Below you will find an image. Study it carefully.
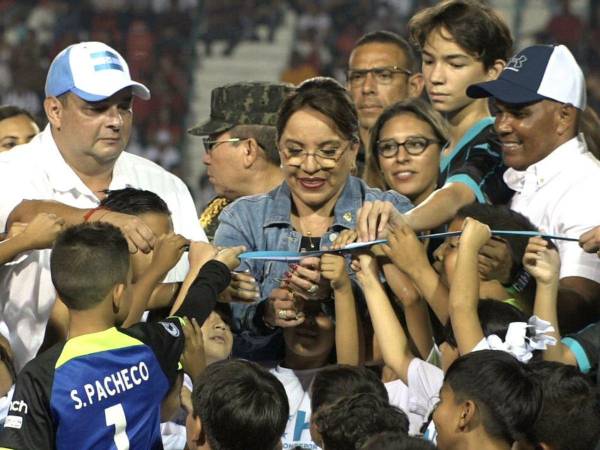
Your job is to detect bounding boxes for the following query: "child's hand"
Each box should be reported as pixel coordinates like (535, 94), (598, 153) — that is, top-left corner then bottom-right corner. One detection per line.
(331, 229), (358, 250)
(188, 241), (218, 268)
(460, 217), (491, 252)
(19, 213), (65, 250)
(352, 253), (380, 286)
(152, 233), (190, 275)
(321, 253), (350, 290)
(523, 237), (560, 285)
(220, 271), (260, 303)
(380, 222), (428, 277)
(181, 317), (206, 381)
(214, 245), (245, 270)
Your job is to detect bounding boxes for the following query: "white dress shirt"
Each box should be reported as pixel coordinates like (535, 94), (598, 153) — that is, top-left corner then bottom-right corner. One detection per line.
(0, 126), (206, 370)
(504, 134), (600, 283)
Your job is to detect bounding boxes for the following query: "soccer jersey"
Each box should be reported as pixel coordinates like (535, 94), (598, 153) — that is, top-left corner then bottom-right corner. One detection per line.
(0, 320), (186, 450)
(563, 321), (600, 386)
(439, 117), (513, 205)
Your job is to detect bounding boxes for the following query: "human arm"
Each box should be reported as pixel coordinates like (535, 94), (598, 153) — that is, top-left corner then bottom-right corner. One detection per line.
(0, 213), (65, 264)
(6, 200), (156, 253)
(354, 253), (414, 384)
(524, 237), (574, 364)
(122, 233), (189, 327)
(321, 253), (361, 365)
(404, 182), (476, 232)
(580, 225), (600, 256)
(448, 217), (490, 355)
(381, 222), (450, 323)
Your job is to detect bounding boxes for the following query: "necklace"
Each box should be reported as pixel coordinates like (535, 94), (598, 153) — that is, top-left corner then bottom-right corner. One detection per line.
(306, 231), (316, 250)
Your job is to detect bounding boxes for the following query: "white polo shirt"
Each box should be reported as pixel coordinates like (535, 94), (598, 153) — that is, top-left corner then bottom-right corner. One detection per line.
(0, 126), (206, 370)
(504, 135), (600, 283)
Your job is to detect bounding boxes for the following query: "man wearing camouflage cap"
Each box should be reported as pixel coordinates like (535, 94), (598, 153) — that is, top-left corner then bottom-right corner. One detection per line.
(190, 81), (294, 240)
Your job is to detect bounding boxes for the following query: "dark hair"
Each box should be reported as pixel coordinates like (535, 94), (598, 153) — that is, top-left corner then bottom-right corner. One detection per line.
(409, 0), (513, 69)
(0, 105), (37, 124)
(191, 359), (289, 450)
(228, 124), (280, 165)
(443, 299), (528, 348)
(277, 77), (359, 143)
(364, 97), (449, 190)
(353, 30), (419, 73)
(455, 203), (538, 286)
(360, 433), (437, 450)
(99, 187), (171, 216)
(315, 393), (409, 450)
(311, 364), (389, 414)
(51, 223), (129, 310)
(527, 361), (600, 450)
(444, 350), (542, 444)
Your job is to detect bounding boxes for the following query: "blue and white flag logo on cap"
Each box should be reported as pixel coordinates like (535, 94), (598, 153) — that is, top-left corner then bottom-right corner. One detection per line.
(90, 50), (124, 72)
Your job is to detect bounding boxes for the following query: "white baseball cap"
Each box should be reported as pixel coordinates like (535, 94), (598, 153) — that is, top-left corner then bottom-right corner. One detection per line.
(467, 44), (586, 110)
(45, 41), (150, 101)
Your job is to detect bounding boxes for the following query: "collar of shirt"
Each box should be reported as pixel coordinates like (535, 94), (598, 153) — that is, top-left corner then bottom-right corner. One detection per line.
(503, 134), (586, 194)
(263, 176), (365, 230)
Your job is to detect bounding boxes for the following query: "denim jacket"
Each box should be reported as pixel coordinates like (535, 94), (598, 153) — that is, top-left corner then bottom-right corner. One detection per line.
(214, 176), (413, 359)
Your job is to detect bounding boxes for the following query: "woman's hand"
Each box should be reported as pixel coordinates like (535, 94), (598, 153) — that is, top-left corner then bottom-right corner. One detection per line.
(263, 288), (305, 328)
(220, 271), (260, 303)
(331, 229), (358, 250)
(580, 225), (600, 256)
(285, 256), (331, 300)
(357, 200), (404, 242)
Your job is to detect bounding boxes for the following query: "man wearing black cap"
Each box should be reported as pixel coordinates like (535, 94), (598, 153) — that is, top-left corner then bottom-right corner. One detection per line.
(190, 81), (294, 240)
(467, 44), (600, 331)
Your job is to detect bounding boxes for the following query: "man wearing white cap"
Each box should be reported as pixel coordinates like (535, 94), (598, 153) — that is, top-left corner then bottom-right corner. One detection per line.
(0, 42), (206, 370)
(467, 44), (600, 332)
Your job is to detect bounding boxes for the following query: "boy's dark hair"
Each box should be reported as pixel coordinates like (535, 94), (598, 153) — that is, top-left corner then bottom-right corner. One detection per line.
(443, 299), (528, 348)
(277, 76), (359, 143)
(455, 203), (538, 284)
(311, 364), (389, 414)
(409, 0), (513, 69)
(50, 223), (129, 310)
(353, 30), (419, 73)
(191, 359), (288, 450)
(360, 433), (437, 450)
(99, 187), (171, 216)
(527, 361), (600, 450)
(315, 393), (409, 450)
(444, 350), (542, 445)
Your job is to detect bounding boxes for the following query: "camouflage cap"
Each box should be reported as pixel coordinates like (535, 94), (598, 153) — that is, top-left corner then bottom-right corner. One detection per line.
(188, 81), (295, 136)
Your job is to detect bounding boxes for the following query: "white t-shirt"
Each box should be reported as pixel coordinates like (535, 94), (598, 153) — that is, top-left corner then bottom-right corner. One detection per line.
(504, 135), (600, 283)
(0, 126), (206, 370)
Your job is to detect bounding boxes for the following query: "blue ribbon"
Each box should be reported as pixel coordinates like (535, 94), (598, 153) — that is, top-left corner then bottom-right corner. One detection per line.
(239, 230), (579, 261)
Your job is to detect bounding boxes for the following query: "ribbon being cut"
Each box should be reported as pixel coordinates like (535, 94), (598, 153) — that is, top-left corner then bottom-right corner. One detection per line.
(239, 230), (579, 261)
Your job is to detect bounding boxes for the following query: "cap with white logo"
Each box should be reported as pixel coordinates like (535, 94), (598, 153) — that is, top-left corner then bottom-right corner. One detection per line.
(467, 44), (586, 110)
(45, 41), (151, 102)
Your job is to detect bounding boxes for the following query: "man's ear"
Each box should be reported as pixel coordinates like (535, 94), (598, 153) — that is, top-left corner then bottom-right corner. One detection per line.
(556, 104), (578, 136)
(408, 72), (425, 98)
(242, 138), (260, 168)
(44, 96), (64, 130)
(486, 59), (506, 81)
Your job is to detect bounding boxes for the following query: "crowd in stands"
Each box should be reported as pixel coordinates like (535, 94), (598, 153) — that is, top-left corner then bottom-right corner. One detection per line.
(2, 1), (600, 450)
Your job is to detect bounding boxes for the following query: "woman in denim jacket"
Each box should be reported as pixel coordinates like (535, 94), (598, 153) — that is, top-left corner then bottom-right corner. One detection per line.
(214, 77), (413, 360)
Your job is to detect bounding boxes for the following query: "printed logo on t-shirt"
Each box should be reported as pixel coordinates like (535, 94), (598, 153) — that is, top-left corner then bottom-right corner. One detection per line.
(4, 415), (23, 429)
(159, 321), (180, 337)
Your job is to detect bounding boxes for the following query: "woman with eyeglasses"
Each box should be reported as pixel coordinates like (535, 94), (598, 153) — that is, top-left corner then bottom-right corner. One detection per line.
(213, 77), (412, 362)
(364, 98), (449, 206)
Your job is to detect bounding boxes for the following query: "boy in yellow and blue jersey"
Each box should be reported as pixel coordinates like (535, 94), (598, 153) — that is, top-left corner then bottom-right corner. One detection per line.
(0, 222), (243, 450)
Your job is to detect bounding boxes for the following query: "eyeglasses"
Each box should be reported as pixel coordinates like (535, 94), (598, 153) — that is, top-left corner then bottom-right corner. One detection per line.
(202, 137), (242, 152)
(347, 66), (412, 86)
(376, 137), (440, 158)
(280, 141), (353, 169)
